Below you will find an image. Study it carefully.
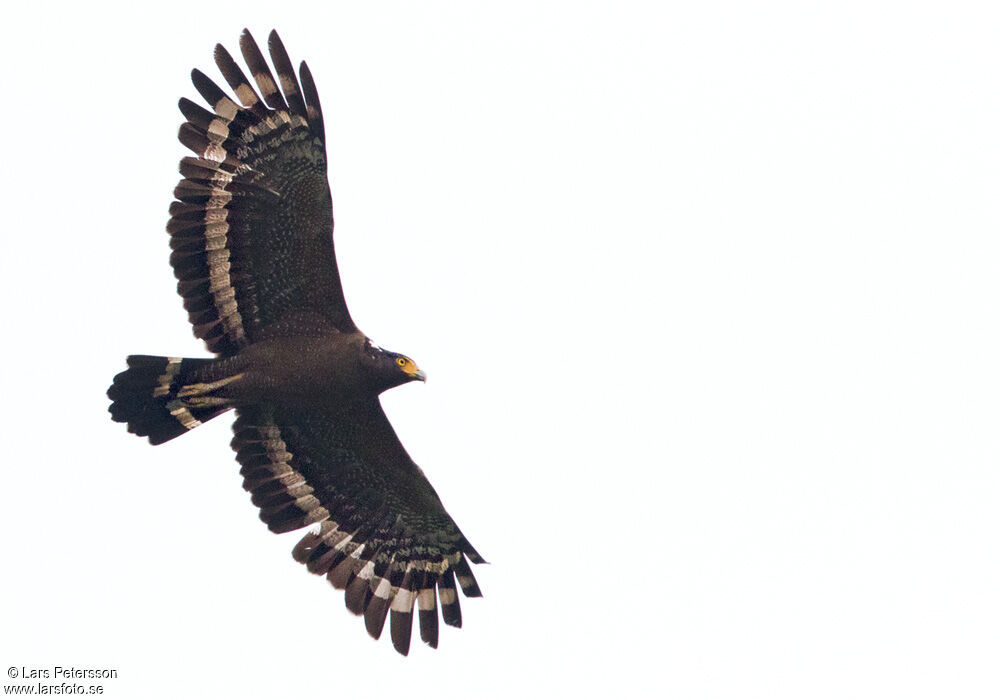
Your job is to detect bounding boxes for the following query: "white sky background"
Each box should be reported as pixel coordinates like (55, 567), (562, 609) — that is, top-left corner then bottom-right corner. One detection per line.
(2, 1), (999, 697)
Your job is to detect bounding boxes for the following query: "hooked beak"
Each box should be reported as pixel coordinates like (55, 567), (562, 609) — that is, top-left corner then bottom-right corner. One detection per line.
(413, 369), (427, 382)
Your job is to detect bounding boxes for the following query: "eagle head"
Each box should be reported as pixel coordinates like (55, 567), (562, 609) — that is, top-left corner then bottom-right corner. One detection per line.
(362, 338), (426, 392)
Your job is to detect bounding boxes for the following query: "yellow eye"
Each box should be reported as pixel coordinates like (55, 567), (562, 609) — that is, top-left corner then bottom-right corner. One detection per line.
(396, 357), (407, 367)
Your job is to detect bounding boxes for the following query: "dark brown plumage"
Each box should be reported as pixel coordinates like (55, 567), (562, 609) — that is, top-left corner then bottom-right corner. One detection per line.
(107, 29), (484, 655)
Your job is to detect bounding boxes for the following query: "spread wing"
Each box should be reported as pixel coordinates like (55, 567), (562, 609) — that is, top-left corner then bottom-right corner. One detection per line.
(231, 401), (485, 655)
(169, 29), (357, 356)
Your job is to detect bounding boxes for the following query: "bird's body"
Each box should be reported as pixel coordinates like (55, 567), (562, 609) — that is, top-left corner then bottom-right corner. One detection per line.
(107, 29), (483, 656)
(196, 329), (386, 406)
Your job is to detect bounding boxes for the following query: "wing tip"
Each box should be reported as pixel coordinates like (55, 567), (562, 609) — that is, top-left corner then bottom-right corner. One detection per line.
(390, 609), (414, 656)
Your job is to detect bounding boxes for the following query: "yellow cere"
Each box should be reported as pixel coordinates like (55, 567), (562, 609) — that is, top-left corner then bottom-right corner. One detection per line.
(396, 357), (419, 375)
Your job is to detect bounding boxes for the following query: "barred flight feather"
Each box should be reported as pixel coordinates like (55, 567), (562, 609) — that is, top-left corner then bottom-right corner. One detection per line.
(240, 31), (287, 111)
(365, 586), (392, 639)
(390, 568), (417, 655)
(212, 45), (263, 115)
(438, 568), (463, 628)
(298, 61), (325, 143)
(266, 31), (308, 120)
(416, 571), (440, 648)
(192, 67), (256, 121)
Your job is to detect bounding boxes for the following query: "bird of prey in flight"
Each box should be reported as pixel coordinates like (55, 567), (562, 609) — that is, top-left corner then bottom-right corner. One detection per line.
(108, 29), (484, 655)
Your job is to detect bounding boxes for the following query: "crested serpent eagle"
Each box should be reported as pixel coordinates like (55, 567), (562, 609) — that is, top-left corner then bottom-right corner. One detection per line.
(107, 29), (484, 655)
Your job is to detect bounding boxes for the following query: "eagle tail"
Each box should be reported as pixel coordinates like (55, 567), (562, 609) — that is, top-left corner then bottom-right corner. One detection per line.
(108, 355), (233, 445)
